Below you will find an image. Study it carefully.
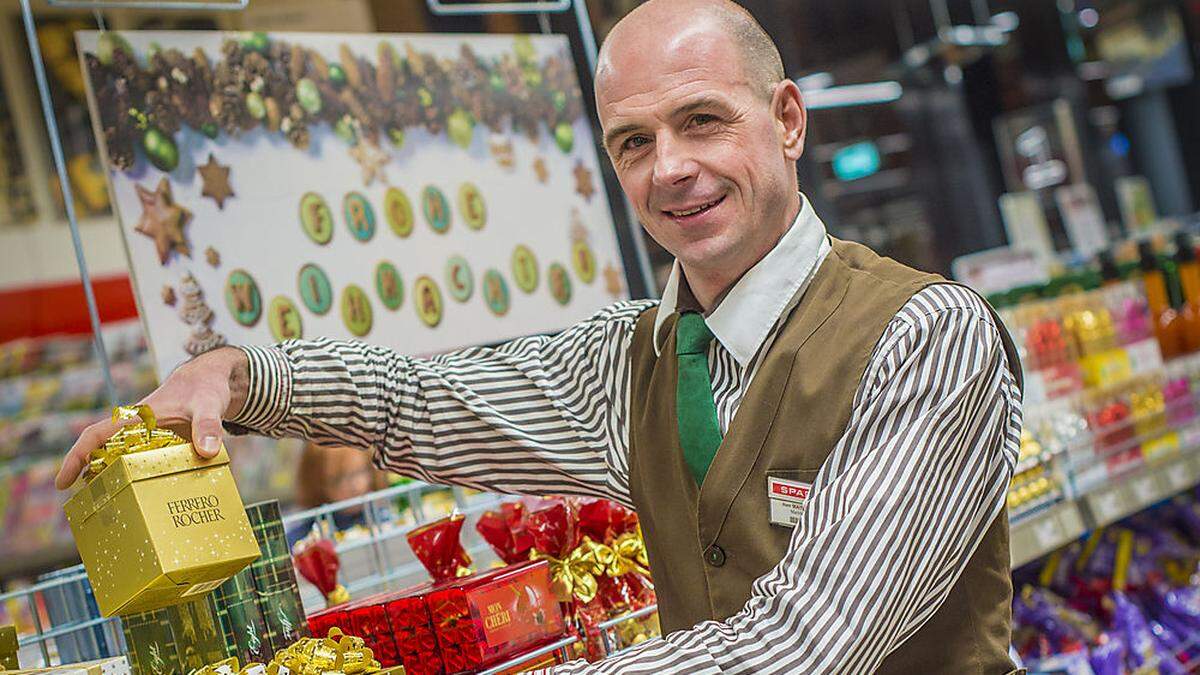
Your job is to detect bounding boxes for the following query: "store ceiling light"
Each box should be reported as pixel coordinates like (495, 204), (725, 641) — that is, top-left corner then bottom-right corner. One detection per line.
(803, 82), (903, 110)
(796, 71), (834, 92)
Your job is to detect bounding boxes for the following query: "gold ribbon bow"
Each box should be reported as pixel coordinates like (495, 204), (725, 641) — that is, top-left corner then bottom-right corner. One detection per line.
(604, 531), (651, 578)
(189, 628), (385, 675)
(531, 539), (607, 604)
(86, 405), (185, 480)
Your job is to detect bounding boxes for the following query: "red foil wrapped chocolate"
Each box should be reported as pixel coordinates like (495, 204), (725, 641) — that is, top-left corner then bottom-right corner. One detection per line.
(408, 514), (473, 582)
(475, 502), (534, 564)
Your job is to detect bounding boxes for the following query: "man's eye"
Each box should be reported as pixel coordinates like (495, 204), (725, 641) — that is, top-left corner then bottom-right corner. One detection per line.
(622, 135), (650, 151)
(690, 114), (717, 127)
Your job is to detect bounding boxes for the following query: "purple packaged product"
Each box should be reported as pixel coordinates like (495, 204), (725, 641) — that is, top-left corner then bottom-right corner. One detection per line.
(1110, 591), (1185, 674)
(1088, 633), (1125, 675)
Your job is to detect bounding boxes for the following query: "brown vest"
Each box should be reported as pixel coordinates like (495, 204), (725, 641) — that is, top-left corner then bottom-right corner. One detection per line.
(627, 238), (1022, 673)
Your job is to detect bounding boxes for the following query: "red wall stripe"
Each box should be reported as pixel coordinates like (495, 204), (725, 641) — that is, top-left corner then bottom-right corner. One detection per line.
(0, 275), (139, 343)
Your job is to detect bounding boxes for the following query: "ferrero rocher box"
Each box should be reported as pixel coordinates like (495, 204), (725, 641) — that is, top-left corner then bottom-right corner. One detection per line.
(0, 625), (17, 670)
(63, 439), (261, 617)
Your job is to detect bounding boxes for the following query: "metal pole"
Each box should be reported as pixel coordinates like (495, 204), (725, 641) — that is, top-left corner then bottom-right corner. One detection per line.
(571, 0), (657, 297)
(19, 0), (116, 404)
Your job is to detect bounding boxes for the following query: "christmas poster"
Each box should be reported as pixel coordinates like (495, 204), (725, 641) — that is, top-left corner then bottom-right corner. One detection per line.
(76, 31), (630, 378)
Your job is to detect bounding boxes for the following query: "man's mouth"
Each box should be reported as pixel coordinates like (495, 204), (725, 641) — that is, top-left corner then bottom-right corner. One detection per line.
(664, 195), (724, 218)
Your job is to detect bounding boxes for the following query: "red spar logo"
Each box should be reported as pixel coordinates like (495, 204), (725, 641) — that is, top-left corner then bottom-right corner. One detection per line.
(771, 482), (810, 500)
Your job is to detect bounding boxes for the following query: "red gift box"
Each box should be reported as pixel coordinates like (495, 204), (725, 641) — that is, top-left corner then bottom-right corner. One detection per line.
(381, 585), (444, 675)
(425, 560), (566, 674)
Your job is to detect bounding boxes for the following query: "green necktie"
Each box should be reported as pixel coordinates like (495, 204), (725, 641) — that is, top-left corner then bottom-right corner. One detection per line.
(675, 311), (723, 485)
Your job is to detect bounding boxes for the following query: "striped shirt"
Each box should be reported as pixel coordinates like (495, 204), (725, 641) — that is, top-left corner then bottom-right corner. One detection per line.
(233, 224), (1021, 673)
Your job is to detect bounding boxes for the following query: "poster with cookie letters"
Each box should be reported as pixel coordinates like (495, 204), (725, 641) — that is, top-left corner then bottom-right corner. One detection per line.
(76, 30), (630, 379)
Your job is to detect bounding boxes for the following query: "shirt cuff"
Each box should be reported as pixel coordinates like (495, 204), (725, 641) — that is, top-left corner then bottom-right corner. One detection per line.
(228, 344), (292, 432)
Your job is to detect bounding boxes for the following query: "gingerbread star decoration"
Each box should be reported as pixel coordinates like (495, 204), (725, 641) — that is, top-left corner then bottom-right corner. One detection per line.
(349, 139), (389, 186)
(489, 135), (515, 170)
(573, 160), (595, 202)
(603, 262), (624, 298)
(533, 157), (549, 184)
(135, 177), (192, 265)
(162, 285), (176, 306)
(197, 153), (234, 209)
(205, 246), (221, 267)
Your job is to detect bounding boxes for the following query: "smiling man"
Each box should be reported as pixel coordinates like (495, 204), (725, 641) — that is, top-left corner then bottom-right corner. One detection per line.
(58, 1), (1023, 672)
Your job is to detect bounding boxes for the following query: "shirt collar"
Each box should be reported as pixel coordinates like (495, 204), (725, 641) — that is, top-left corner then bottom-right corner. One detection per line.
(653, 193), (831, 366)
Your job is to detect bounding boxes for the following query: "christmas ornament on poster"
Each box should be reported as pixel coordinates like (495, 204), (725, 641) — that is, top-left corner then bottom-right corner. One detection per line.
(76, 30), (631, 377)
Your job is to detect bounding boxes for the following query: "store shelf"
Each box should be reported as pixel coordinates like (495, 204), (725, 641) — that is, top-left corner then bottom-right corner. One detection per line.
(0, 544), (79, 582)
(1011, 499), (1087, 568)
(1010, 452), (1200, 567)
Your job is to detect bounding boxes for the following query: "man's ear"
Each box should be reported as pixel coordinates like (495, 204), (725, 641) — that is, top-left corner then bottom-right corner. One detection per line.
(774, 79), (807, 161)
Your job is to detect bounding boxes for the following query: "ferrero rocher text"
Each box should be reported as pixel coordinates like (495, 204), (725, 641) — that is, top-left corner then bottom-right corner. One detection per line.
(167, 494), (227, 527)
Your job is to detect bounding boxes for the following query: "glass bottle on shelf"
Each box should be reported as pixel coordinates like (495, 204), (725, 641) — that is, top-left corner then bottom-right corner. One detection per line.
(1139, 240), (1184, 360)
(1173, 231), (1200, 354)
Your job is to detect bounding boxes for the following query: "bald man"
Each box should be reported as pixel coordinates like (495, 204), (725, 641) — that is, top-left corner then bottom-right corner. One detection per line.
(60, 2), (1023, 672)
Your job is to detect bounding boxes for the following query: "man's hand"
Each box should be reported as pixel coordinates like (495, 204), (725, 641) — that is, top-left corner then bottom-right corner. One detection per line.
(56, 346), (251, 489)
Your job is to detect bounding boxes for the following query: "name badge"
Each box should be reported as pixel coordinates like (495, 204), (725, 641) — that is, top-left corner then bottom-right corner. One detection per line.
(767, 476), (812, 528)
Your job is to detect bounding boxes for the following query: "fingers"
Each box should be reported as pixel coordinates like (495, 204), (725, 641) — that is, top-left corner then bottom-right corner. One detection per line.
(56, 417), (123, 490)
(190, 394), (227, 459)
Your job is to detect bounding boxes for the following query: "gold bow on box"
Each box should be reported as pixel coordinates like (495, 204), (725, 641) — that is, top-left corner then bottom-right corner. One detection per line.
(531, 539), (607, 604)
(532, 531), (654, 605)
(85, 405), (185, 480)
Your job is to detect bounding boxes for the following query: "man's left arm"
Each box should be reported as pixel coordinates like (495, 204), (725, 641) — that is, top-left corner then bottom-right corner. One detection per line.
(551, 285), (1022, 674)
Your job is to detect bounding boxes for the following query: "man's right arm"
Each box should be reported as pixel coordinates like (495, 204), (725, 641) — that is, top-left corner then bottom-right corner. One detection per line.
(60, 300), (654, 503)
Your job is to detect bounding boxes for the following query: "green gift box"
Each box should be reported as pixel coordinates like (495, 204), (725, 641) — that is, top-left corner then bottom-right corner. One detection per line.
(1, 625), (17, 670)
(120, 596), (226, 675)
(244, 501), (309, 653)
(211, 568), (270, 665)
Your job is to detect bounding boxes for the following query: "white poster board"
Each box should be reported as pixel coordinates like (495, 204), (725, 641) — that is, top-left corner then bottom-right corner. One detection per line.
(998, 191), (1055, 262)
(77, 31), (629, 378)
(1054, 183), (1110, 259)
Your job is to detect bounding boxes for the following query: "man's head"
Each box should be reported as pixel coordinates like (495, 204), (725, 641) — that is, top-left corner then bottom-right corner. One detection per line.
(596, 0), (807, 292)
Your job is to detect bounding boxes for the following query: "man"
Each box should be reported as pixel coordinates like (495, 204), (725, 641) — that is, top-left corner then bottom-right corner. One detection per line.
(59, 1), (1023, 672)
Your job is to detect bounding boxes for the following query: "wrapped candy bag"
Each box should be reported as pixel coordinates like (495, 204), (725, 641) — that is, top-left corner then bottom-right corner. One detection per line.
(407, 513), (473, 581)
(294, 538), (350, 607)
(1109, 590), (1185, 674)
(474, 502), (533, 565)
(1088, 633), (1126, 675)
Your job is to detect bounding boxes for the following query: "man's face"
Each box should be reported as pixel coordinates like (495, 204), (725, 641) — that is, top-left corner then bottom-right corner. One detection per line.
(596, 22), (804, 274)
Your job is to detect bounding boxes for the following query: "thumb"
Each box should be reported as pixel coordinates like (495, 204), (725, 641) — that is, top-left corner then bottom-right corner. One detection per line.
(190, 406), (224, 459)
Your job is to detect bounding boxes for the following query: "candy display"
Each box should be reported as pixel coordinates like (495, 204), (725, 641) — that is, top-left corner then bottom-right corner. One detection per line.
(243, 501), (310, 653)
(62, 406), (261, 616)
(1012, 488), (1200, 673)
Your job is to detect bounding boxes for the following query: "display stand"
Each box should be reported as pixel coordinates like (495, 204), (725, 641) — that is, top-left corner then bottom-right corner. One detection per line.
(18, 0), (655, 407)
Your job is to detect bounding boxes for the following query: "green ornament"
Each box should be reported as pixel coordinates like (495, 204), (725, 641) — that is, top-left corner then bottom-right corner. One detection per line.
(334, 115), (357, 144)
(554, 122), (574, 154)
(141, 126), (179, 172)
(417, 87), (433, 108)
(447, 109), (474, 149)
(296, 78), (322, 115)
(200, 122), (219, 139)
(328, 64), (347, 87)
(387, 127), (405, 149)
(242, 32), (269, 54)
(96, 32), (133, 66)
(245, 92), (266, 120)
(489, 73), (505, 91)
(553, 91), (567, 113)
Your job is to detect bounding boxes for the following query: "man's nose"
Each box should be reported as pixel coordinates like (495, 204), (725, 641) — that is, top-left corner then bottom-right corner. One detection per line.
(651, 135), (697, 188)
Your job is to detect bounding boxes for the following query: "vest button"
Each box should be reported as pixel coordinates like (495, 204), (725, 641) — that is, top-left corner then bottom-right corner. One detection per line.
(704, 544), (726, 567)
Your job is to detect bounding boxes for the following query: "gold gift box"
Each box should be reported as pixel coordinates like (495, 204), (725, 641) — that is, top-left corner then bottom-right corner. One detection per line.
(0, 656), (130, 675)
(63, 442), (260, 617)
